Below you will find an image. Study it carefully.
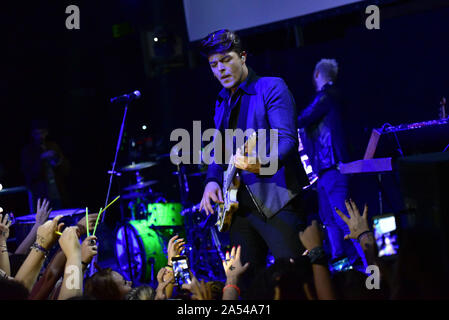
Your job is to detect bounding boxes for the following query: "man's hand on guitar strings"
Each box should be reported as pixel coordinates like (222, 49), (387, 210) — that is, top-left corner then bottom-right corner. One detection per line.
(199, 181), (223, 215)
(234, 147), (261, 174)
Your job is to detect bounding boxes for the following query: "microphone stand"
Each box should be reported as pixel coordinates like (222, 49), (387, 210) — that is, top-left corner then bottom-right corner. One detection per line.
(88, 102), (131, 278)
(102, 103), (129, 223)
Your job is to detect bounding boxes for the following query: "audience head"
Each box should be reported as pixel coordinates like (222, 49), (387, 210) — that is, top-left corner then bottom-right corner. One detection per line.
(332, 269), (386, 300)
(247, 257), (314, 300)
(126, 284), (155, 300)
(0, 278), (29, 300)
(207, 281), (224, 300)
(85, 268), (132, 300)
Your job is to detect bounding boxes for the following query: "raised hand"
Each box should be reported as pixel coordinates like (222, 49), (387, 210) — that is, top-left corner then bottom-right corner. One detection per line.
(222, 245), (249, 284)
(35, 198), (52, 225)
(182, 275), (212, 300)
(0, 213), (12, 242)
(299, 220), (324, 251)
(58, 227), (81, 259)
(167, 235), (185, 265)
(36, 215), (64, 250)
(335, 199), (369, 240)
(199, 181), (223, 216)
(155, 267), (174, 300)
(81, 236), (98, 264)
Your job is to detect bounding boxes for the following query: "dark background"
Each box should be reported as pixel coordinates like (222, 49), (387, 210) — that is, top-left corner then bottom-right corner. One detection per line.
(1, 0), (449, 227)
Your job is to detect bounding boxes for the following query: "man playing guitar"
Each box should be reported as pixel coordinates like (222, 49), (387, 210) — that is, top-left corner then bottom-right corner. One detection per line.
(199, 30), (310, 296)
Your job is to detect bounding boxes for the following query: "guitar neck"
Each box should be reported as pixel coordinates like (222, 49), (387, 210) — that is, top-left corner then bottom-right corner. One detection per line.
(223, 159), (237, 191)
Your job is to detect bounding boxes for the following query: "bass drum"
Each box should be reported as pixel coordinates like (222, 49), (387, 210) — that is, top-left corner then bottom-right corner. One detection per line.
(147, 202), (184, 226)
(115, 220), (168, 283)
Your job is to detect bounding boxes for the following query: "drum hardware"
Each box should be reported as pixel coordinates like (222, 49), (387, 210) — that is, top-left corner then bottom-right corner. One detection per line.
(118, 161), (158, 172)
(175, 164), (189, 206)
(107, 170), (122, 177)
(123, 180), (159, 192)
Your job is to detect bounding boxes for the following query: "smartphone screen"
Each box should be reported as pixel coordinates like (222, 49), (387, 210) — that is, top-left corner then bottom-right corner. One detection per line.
(172, 257), (192, 286)
(373, 214), (399, 257)
(329, 257), (353, 273)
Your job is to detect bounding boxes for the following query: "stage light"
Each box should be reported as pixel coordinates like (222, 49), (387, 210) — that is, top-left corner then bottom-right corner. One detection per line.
(0, 183), (2, 191)
(142, 125), (147, 130)
(153, 37), (158, 42)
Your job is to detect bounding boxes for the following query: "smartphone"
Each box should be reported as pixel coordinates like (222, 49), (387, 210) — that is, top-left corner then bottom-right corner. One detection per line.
(372, 214), (399, 258)
(171, 256), (192, 286)
(329, 257), (353, 273)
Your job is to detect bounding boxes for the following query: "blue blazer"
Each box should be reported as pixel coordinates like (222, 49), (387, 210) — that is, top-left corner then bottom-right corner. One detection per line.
(205, 69), (309, 219)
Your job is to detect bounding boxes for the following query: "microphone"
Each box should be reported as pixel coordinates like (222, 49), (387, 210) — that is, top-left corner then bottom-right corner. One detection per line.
(110, 90), (141, 104)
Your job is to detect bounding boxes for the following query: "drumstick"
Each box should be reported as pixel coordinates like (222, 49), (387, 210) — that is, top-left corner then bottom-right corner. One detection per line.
(86, 207), (89, 237)
(102, 195), (120, 213)
(91, 196), (120, 237)
(92, 207), (103, 237)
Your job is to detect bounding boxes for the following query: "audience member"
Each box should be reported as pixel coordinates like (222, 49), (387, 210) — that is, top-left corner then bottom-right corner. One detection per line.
(84, 267), (132, 300)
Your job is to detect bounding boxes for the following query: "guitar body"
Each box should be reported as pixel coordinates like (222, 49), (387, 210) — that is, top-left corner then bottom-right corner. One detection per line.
(215, 132), (257, 232)
(216, 175), (240, 232)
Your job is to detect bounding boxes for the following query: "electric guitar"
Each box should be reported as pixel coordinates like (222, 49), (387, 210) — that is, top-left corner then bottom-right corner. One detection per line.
(215, 132), (258, 232)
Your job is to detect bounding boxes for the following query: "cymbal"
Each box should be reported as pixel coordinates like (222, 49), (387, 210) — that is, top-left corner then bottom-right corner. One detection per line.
(119, 162), (158, 172)
(120, 192), (151, 200)
(123, 180), (158, 192)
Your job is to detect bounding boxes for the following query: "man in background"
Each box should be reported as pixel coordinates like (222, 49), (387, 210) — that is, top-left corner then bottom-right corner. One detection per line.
(21, 120), (70, 210)
(297, 59), (366, 270)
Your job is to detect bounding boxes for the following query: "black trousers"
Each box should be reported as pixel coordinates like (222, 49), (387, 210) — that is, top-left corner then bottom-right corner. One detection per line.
(229, 186), (307, 296)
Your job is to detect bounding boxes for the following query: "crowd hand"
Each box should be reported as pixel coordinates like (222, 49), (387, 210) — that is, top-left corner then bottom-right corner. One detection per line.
(76, 213), (99, 236)
(182, 275), (212, 300)
(234, 147), (261, 174)
(36, 215), (64, 250)
(0, 213), (12, 241)
(299, 220), (324, 251)
(155, 267), (174, 300)
(167, 235), (185, 263)
(58, 227), (81, 259)
(81, 236), (98, 264)
(335, 199), (369, 240)
(199, 181), (223, 216)
(35, 198), (52, 225)
(222, 245), (249, 284)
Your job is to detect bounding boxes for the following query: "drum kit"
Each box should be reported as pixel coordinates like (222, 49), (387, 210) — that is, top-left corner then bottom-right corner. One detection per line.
(10, 156), (228, 285)
(114, 159), (229, 285)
